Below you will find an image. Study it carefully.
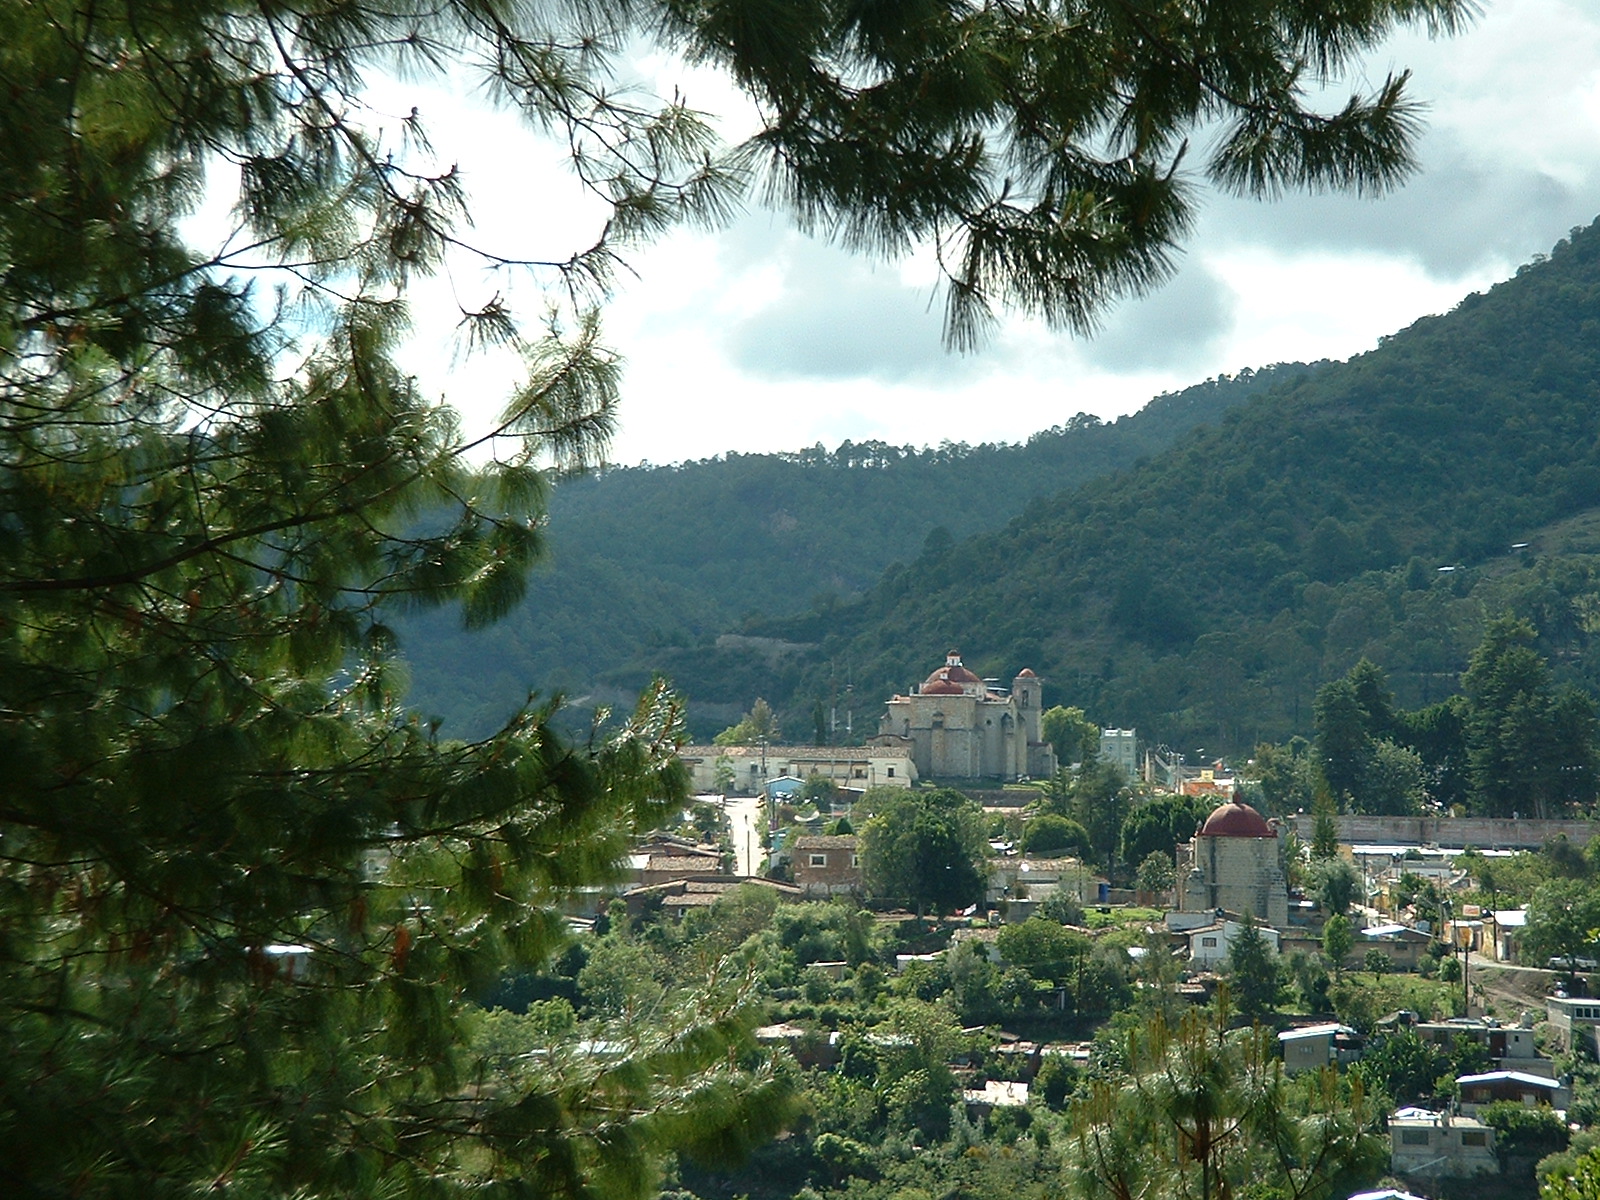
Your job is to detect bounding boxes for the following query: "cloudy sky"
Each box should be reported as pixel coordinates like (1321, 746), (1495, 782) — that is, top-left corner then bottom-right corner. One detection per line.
(383, 0), (1600, 468)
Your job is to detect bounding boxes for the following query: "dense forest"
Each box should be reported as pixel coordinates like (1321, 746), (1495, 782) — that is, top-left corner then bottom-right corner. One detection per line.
(398, 367), (1319, 736)
(633, 219), (1600, 754)
(406, 217), (1600, 757)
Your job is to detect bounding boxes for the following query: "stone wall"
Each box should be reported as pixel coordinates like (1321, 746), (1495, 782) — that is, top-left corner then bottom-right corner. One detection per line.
(1285, 814), (1595, 849)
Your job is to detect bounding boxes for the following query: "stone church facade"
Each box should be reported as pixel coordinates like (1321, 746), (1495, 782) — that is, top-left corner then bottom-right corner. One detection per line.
(872, 651), (1056, 782)
(1177, 794), (1290, 929)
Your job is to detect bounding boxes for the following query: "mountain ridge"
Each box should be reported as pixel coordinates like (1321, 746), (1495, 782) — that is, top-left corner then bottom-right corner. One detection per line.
(405, 217), (1600, 758)
(711, 218), (1600, 753)
(399, 363), (1320, 735)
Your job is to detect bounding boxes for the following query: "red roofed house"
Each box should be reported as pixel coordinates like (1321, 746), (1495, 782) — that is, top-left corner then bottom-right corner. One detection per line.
(1176, 792), (1290, 929)
(872, 651), (1056, 781)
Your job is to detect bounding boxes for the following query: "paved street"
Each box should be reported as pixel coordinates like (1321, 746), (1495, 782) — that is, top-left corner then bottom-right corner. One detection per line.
(722, 793), (765, 877)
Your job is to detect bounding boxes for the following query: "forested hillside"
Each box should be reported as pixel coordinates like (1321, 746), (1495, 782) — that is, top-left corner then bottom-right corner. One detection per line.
(408, 218), (1600, 755)
(401, 367), (1314, 734)
(641, 219), (1600, 752)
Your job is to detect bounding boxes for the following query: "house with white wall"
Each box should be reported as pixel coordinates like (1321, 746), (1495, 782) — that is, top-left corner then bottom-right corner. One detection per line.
(1185, 919), (1279, 968)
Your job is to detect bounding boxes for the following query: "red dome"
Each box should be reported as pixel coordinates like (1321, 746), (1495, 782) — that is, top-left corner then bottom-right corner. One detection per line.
(1016, 668), (1037, 678)
(1198, 797), (1275, 838)
(922, 651), (983, 693)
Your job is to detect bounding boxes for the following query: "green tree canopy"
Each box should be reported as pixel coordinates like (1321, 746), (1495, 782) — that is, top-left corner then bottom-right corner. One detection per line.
(1524, 878), (1600, 970)
(1249, 737), (1315, 814)
(715, 698), (782, 746)
(1313, 659), (1426, 813)
(1119, 794), (1209, 865)
(1364, 738), (1429, 815)
(1042, 705), (1101, 767)
(857, 787), (988, 920)
(998, 918), (1094, 986)
(1226, 916), (1282, 1022)
(1315, 674), (1374, 806)
(1315, 856), (1361, 917)
(1322, 913), (1355, 978)
(1069, 1010), (1385, 1200)
(1351, 1031), (1450, 1108)
(1066, 760), (1132, 870)
(1136, 850), (1177, 897)
(1021, 812), (1092, 858)
(1463, 617), (1600, 818)
(1311, 784), (1341, 859)
(801, 773), (840, 805)
(1544, 1141), (1600, 1200)
(996, 918), (1128, 1015)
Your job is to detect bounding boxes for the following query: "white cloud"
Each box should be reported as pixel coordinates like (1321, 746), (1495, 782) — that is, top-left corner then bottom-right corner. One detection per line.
(203, 0), (1600, 466)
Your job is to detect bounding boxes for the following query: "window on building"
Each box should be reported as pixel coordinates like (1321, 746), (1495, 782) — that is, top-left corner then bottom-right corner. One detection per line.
(1201, 937), (1218, 948)
(853, 768), (865, 778)
(851, 855), (860, 867)
(1460, 1131), (1487, 1147)
(887, 767), (895, 777)
(809, 855), (827, 867)
(1400, 1129), (1430, 1146)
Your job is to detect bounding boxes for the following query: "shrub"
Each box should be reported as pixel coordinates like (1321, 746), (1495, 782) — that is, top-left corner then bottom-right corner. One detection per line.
(1020, 814), (1091, 858)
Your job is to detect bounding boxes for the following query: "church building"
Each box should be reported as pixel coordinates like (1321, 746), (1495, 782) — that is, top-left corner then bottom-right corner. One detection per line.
(1176, 792), (1290, 929)
(872, 651), (1056, 782)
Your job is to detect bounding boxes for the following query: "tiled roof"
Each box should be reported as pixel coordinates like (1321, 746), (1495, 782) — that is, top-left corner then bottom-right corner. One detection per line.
(644, 856), (727, 873)
(679, 744), (908, 761)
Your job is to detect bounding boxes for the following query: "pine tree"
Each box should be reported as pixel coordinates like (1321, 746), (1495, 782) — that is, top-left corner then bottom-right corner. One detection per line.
(1323, 912), (1355, 981)
(1226, 915), (1282, 1023)
(1462, 616), (1600, 817)
(1314, 675), (1372, 806)
(1069, 1009), (1384, 1200)
(2, 0), (1477, 1194)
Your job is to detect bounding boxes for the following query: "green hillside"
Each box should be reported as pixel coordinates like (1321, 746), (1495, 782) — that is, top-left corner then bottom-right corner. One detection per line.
(399, 366), (1314, 735)
(406, 218), (1600, 756)
(699, 219), (1600, 754)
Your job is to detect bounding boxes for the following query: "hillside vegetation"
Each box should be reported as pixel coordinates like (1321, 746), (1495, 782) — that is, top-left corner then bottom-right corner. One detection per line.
(723, 219), (1600, 753)
(400, 368), (1315, 735)
(408, 217), (1600, 756)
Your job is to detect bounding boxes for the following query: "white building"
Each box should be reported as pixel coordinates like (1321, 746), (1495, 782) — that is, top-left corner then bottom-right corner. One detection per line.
(1546, 994), (1600, 1051)
(987, 857), (1107, 910)
(1278, 1023), (1359, 1074)
(1186, 918), (1280, 968)
(1455, 1069), (1569, 1114)
(1099, 727), (1138, 778)
(678, 743), (916, 796)
(1414, 1017), (1548, 1075)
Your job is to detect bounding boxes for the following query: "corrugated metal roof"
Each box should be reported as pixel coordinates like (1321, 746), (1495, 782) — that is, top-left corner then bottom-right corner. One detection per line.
(1456, 1070), (1560, 1088)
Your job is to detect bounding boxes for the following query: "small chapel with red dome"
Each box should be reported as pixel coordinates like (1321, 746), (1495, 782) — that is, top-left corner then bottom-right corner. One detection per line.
(1176, 791), (1290, 928)
(873, 651), (1057, 782)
